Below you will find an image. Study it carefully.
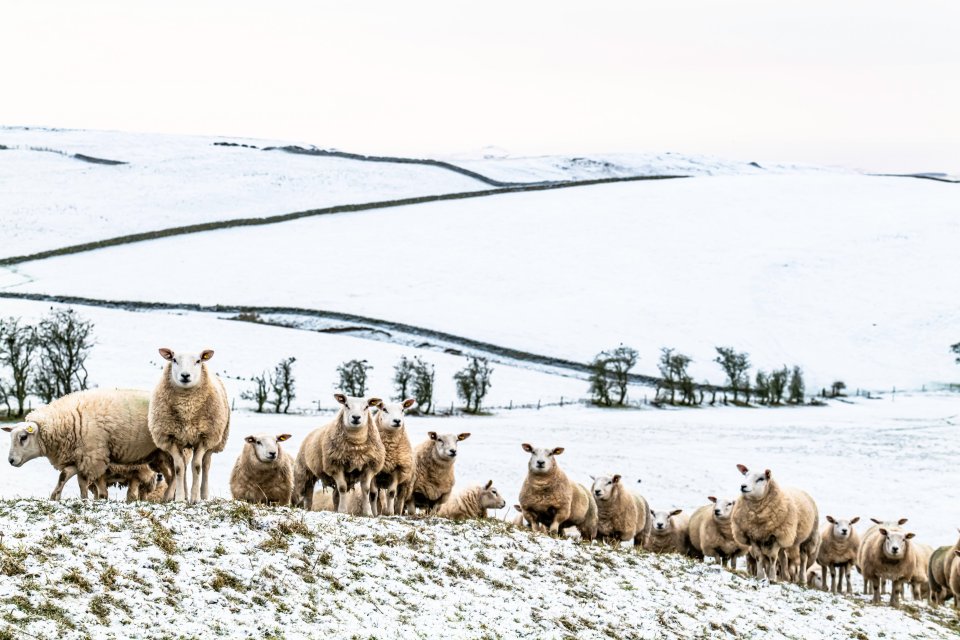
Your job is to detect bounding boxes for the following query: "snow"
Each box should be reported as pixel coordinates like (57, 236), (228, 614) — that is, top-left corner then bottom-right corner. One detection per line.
(6, 173), (958, 391)
(0, 500), (955, 639)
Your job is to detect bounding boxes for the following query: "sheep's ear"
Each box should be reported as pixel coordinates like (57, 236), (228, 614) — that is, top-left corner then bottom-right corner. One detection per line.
(650, 508), (656, 516)
(402, 398), (416, 409)
(589, 475), (595, 481)
(276, 434), (292, 442)
(0, 426), (12, 433)
(612, 474), (621, 484)
(826, 515), (835, 524)
(870, 518), (881, 525)
(457, 433), (471, 441)
(551, 447), (564, 456)
(367, 397), (383, 408)
(514, 504), (522, 511)
(736, 464), (748, 475)
(244, 436), (256, 444)
(897, 518), (908, 525)
(521, 443), (533, 452)
(878, 528), (888, 537)
(428, 431), (438, 441)
(159, 348), (175, 361)
(849, 516), (859, 524)
(955, 549), (960, 557)
(763, 469), (771, 479)
(905, 532), (915, 539)
(484, 480), (493, 490)
(670, 509), (683, 516)
(707, 496), (717, 503)
(200, 350), (214, 361)
(334, 393), (347, 405)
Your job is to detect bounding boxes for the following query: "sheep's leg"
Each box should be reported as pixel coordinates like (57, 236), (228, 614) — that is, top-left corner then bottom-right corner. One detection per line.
(77, 474), (90, 500)
(891, 578), (903, 608)
(331, 470), (349, 514)
(189, 444), (207, 503)
(126, 477), (141, 503)
(50, 466), (77, 500)
(871, 577), (881, 605)
(822, 564), (829, 592)
(302, 477), (316, 511)
(93, 476), (108, 501)
(358, 470), (375, 517)
(200, 450), (214, 500)
(174, 448), (192, 501)
(384, 476), (399, 516)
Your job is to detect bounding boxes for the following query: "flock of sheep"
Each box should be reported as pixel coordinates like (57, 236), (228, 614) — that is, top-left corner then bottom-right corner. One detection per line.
(4, 348), (960, 614)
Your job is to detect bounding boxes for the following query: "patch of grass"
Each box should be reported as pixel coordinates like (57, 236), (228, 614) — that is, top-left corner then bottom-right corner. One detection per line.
(226, 501), (257, 528)
(276, 517), (313, 538)
(213, 543), (227, 556)
(100, 565), (119, 589)
(4, 594), (76, 630)
(145, 514), (177, 555)
(260, 528), (290, 552)
(0, 544), (27, 576)
(162, 557), (180, 573)
(210, 569), (247, 593)
(63, 567), (93, 592)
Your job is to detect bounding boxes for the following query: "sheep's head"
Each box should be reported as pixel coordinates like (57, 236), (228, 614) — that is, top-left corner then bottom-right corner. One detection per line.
(334, 394), (380, 428)
(879, 528), (914, 559)
(244, 433), (292, 463)
(870, 517), (908, 527)
(2, 422), (42, 467)
(826, 515), (859, 539)
(480, 480), (506, 511)
(651, 509), (683, 533)
(428, 432), (470, 461)
(591, 474), (622, 501)
(159, 348), (213, 389)
(708, 496), (736, 520)
(522, 443), (563, 475)
(375, 398), (415, 430)
(736, 464), (771, 500)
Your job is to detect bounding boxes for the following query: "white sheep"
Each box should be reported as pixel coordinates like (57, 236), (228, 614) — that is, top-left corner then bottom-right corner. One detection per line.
(689, 496), (747, 568)
(229, 433), (294, 505)
(372, 398), (415, 515)
(817, 515), (860, 594)
(590, 474), (649, 546)
(644, 509), (693, 555)
(436, 481), (506, 520)
(518, 444), (597, 540)
(148, 348), (231, 502)
(4, 388), (162, 500)
(858, 525), (921, 607)
(407, 432), (470, 514)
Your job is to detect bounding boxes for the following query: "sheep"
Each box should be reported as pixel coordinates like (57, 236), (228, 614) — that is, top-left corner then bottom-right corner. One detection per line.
(91, 460), (170, 502)
(940, 531), (960, 607)
(142, 475), (169, 502)
(817, 515), (861, 594)
(229, 433), (294, 505)
(928, 544), (955, 606)
(407, 432), (471, 514)
(689, 496), (747, 568)
(372, 398), (415, 515)
(590, 474), (649, 546)
(910, 543), (933, 601)
(518, 444), (597, 540)
(806, 563), (824, 589)
(293, 394), (384, 516)
(311, 486), (366, 515)
(730, 464), (820, 584)
(857, 518), (910, 596)
(436, 480), (506, 520)
(148, 348), (231, 503)
(509, 503), (529, 527)
(857, 525), (921, 607)
(644, 509), (693, 556)
(949, 549), (960, 611)
(4, 388), (165, 500)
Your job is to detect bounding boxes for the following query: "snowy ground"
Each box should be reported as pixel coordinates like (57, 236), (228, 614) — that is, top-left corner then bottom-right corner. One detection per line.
(5, 173), (958, 391)
(0, 500), (956, 640)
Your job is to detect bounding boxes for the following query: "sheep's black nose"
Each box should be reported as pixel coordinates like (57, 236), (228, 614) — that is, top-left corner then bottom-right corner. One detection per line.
(7, 458), (13, 465)
(656, 523), (664, 529)
(595, 490), (602, 496)
(841, 529), (848, 535)
(714, 510), (722, 516)
(267, 452), (277, 460)
(536, 461), (545, 468)
(180, 373), (191, 382)
(892, 547), (899, 553)
(448, 450), (457, 457)
(740, 484), (748, 492)
(350, 416), (361, 425)
(392, 419), (401, 426)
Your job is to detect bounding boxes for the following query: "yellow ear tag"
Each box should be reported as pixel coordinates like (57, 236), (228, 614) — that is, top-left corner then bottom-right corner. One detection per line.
(25, 425), (35, 434)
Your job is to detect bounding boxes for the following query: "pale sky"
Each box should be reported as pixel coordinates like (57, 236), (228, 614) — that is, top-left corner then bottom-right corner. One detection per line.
(1, 0), (958, 172)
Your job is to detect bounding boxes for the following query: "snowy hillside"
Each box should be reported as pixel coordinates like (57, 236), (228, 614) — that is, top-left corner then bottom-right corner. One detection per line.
(0, 500), (954, 640)
(5, 171), (958, 391)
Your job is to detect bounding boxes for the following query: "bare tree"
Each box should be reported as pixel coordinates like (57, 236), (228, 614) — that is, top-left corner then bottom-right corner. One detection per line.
(393, 356), (415, 402)
(241, 371), (270, 413)
(32, 309), (94, 402)
(270, 357), (296, 413)
(768, 366), (789, 405)
(714, 346), (750, 402)
(658, 347), (691, 405)
(0, 318), (36, 417)
(607, 346), (638, 406)
(588, 354), (613, 407)
(788, 366), (805, 405)
(412, 357), (435, 415)
(454, 356), (493, 413)
(830, 380), (846, 398)
(337, 359), (372, 397)
(754, 370), (770, 405)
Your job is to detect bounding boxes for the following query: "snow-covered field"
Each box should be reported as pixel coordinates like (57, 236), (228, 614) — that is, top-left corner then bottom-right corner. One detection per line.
(0, 500), (956, 640)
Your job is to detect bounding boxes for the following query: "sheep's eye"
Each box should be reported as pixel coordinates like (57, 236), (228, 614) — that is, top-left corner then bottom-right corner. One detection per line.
(607, 481), (612, 486)
(19, 434), (28, 443)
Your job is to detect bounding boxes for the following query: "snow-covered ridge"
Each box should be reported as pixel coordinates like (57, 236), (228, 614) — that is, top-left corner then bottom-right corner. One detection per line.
(0, 500), (953, 640)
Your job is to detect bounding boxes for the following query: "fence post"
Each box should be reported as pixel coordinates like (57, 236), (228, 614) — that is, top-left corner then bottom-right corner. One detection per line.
(560, 396), (564, 407)
(537, 399), (541, 410)
(509, 400), (512, 410)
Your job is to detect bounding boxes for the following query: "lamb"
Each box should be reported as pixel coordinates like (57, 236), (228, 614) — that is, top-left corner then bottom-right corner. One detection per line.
(928, 544), (955, 605)
(518, 444), (597, 540)
(293, 394), (384, 516)
(817, 515), (861, 594)
(4, 388), (164, 500)
(590, 474), (649, 546)
(229, 433), (294, 505)
(148, 348), (231, 502)
(436, 480), (506, 520)
(689, 496), (747, 568)
(644, 509), (692, 555)
(407, 432), (471, 514)
(730, 464), (820, 583)
(92, 458), (171, 502)
(857, 524), (921, 607)
(372, 398), (415, 515)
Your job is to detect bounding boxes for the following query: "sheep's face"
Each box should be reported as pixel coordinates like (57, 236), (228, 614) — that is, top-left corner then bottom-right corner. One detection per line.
(429, 432), (470, 460)
(480, 480), (506, 510)
(245, 433), (292, 464)
(591, 475), (622, 501)
(335, 394), (381, 428)
(2, 422), (42, 467)
(826, 515), (859, 540)
(736, 464), (771, 500)
(375, 398), (415, 430)
(160, 348), (212, 389)
(651, 509), (682, 534)
(708, 496), (736, 520)
(522, 444), (563, 475)
(879, 528), (914, 559)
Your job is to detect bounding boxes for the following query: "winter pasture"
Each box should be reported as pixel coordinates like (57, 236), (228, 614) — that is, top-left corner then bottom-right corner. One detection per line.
(0, 127), (958, 639)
